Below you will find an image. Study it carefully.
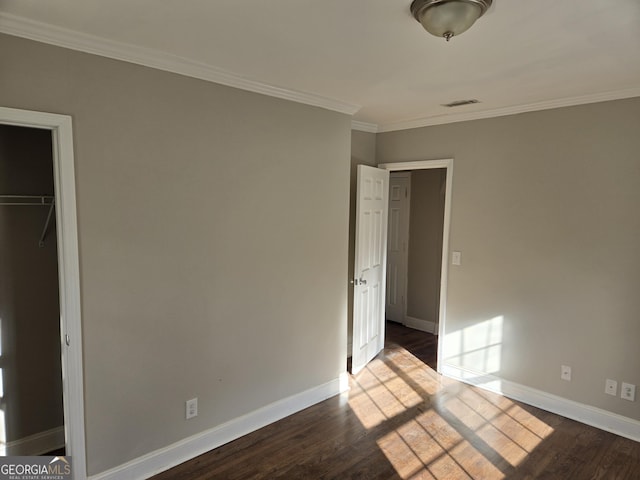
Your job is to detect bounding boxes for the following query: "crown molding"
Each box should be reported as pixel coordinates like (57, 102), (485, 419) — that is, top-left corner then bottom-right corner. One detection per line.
(350, 120), (378, 133)
(0, 13), (361, 116)
(4, 13), (638, 132)
(378, 87), (640, 133)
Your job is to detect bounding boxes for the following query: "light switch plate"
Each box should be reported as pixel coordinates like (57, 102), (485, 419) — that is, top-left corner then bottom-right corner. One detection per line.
(452, 251), (461, 265)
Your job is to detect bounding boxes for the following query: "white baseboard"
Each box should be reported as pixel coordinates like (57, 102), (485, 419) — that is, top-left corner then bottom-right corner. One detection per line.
(403, 316), (437, 334)
(90, 373), (350, 480)
(0, 426), (65, 456)
(442, 363), (640, 442)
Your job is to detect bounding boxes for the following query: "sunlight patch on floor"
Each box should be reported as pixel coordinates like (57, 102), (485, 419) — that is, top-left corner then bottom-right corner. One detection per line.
(447, 395), (528, 466)
(348, 338), (554, 479)
(386, 354), (443, 396)
(447, 387), (554, 466)
(377, 411), (505, 479)
(349, 357), (423, 429)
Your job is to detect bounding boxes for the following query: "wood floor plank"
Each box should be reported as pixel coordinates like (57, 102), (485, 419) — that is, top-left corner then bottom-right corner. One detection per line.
(151, 322), (640, 479)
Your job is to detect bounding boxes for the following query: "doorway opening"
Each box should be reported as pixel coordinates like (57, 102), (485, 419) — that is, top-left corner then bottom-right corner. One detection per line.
(349, 159), (452, 375)
(0, 125), (64, 455)
(385, 168), (446, 369)
(0, 107), (86, 478)
(380, 160), (453, 373)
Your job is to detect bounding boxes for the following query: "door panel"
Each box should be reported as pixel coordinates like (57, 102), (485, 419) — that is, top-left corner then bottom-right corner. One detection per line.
(352, 165), (389, 374)
(386, 174), (411, 323)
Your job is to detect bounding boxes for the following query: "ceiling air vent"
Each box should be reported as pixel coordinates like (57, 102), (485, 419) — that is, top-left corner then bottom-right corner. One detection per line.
(442, 99), (480, 108)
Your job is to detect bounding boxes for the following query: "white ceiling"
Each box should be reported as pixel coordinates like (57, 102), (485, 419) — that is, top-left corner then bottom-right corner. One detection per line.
(1, 0), (639, 131)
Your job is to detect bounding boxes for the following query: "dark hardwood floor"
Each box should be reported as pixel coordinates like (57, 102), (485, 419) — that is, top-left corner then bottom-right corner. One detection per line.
(152, 322), (639, 479)
(385, 320), (438, 370)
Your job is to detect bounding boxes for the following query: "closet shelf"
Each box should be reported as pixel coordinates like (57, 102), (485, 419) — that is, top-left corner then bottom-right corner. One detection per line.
(0, 195), (56, 247)
(0, 194), (54, 206)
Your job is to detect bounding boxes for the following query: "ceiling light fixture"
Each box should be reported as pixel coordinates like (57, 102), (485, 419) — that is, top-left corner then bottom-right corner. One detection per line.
(410, 0), (493, 42)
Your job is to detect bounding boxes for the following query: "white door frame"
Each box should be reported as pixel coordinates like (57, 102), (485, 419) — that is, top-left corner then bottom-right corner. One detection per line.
(0, 107), (87, 478)
(378, 159), (453, 374)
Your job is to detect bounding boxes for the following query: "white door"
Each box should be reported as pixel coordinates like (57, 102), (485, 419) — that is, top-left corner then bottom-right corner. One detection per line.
(352, 165), (389, 374)
(386, 173), (411, 324)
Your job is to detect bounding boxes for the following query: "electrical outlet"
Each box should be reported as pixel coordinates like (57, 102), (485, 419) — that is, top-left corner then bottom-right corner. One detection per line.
(605, 379), (617, 396)
(561, 365), (572, 381)
(186, 398), (198, 419)
(621, 383), (636, 402)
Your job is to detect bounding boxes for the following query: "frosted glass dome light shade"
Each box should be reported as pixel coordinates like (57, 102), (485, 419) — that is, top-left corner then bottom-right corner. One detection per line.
(411, 0), (493, 41)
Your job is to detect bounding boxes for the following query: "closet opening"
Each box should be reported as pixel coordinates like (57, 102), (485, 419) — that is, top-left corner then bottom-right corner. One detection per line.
(0, 124), (65, 455)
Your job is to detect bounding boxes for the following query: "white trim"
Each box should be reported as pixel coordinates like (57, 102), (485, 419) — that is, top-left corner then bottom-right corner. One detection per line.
(379, 159), (453, 375)
(403, 316), (437, 334)
(0, 13), (360, 116)
(4, 13), (638, 130)
(379, 159), (452, 171)
(377, 87), (640, 132)
(89, 373), (349, 480)
(351, 121), (378, 133)
(442, 364), (640, 443)
(0, 427), (65, 456)
(0, 107), (87, 480)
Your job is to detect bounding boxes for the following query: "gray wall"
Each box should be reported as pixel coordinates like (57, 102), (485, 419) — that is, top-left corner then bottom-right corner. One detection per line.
(0, 125), (63, 445)
(348, 130), (377, 352)
(377, 97), (640, 420)
(407, 169), (446, 324)
(0, 34), (351, 474)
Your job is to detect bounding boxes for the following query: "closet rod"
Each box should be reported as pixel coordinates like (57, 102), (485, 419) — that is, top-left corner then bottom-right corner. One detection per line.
(0, 194), (54, 206)
(0, 195), (56, 247)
